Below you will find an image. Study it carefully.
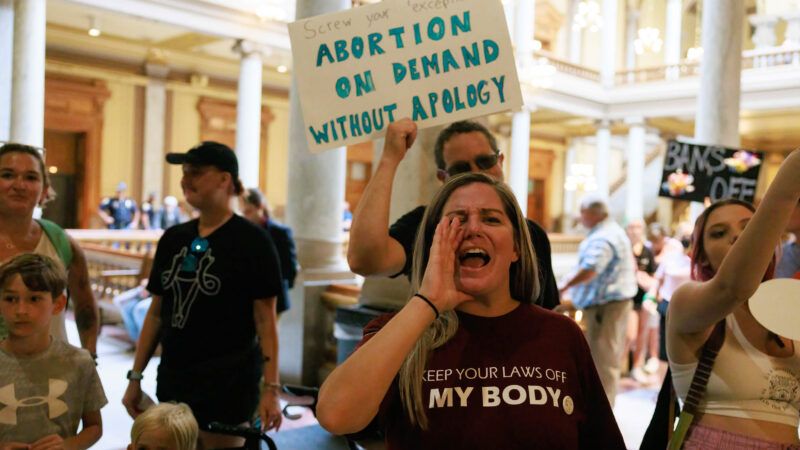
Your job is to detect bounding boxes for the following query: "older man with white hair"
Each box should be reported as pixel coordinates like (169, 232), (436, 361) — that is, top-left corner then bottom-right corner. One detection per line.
(558, 195), (637, 407)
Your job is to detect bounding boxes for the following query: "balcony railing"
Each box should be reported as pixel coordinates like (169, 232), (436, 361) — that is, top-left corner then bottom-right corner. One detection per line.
(611, 46), (800, 85)
(532, 51), (601, 82)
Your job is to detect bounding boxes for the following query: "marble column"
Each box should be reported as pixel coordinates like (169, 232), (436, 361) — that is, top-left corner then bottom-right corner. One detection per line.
(595, 119), (611, 198)
(601, 0), (619, 87)
(509, 0), (535, 215)
(0, 0), (13, 142)
(10, 0), (45, 147)
(693, 0), (744, 219)
(567, 0), (583, 63)
(625, 8), (639, 71)
(695, 0), (743, 149)
(664, 0), (683, 65)
(141, 62), (169, 202)
(234, 40), (263, 188)
(624, 117), (645, 222)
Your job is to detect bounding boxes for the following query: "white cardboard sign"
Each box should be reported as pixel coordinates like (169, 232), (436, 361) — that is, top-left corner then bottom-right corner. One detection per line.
(288, 0), (523, 152)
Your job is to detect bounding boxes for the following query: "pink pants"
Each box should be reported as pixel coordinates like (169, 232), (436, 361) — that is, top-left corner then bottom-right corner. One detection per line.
(683, 424), (800, 450)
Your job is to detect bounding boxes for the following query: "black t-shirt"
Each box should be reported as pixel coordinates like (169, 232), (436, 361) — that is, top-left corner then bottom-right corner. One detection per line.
(632, 245), (656, 306)
(358, 304), (625, 450)
(388, 206), (560, 309)
(147, 215), (282, 368)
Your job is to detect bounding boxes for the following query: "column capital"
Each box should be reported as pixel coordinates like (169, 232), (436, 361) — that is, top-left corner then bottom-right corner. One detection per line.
(232, 39), (268, 58)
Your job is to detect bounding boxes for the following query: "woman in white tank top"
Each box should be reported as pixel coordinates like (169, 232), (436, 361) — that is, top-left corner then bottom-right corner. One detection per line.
(666, 149), (800, 448)
(0, 143), (98, 358)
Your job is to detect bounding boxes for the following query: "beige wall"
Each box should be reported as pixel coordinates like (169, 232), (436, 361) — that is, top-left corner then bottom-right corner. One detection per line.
(100, 81), (137, 199)
(264, 98), (291, 220)
(166, 91), (202, 201)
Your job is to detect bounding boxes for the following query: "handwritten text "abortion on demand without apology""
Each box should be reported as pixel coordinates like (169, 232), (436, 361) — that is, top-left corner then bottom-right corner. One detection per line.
(308, 11), (509, 146)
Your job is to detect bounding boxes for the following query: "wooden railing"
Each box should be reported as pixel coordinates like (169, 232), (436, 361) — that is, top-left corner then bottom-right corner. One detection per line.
(67, 230), (160, 323)
(548, 233), (582, 254)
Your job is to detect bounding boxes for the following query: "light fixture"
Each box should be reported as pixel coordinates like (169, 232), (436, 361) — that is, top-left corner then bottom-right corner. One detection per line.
(634, 27), (663, 55)
(87, 15), (101, 37)
(573, 0), (603, 33)
(48, 166), (58, 174)
(276, 65), (288, 73)
(564, 163), (598, 192)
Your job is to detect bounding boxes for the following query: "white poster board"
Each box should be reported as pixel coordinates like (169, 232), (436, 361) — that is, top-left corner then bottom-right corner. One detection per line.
(289, 0), (523, 152)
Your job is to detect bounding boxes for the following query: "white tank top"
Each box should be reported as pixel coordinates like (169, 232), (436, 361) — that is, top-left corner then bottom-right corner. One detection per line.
(670, 314), (800, 427)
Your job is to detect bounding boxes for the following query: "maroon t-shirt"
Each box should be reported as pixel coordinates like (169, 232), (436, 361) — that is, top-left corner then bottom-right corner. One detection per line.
(357, 303), (625, 450)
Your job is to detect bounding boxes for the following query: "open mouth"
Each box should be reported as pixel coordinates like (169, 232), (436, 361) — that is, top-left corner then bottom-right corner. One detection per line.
(458, 248), (491, 268)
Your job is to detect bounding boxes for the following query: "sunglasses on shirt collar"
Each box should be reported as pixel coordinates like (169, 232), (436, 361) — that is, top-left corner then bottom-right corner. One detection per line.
(181, 237), (209, 272)
(439, 152), (501, 177)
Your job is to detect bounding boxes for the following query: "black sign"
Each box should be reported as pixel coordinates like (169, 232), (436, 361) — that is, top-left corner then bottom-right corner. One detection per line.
(659, 140), (764, 203)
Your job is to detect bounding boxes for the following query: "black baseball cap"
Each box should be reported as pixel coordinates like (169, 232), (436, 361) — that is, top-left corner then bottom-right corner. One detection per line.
(166, 141), (238, 179)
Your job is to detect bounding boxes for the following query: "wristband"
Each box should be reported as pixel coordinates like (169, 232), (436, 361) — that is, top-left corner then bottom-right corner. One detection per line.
(262, 381), (282, 391)
(414, 293), (439, 319)
(126, 370), (144, 381)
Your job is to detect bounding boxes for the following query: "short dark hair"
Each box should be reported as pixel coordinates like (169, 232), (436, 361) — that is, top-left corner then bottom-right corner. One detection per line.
(433, 121), (500, 170)
(0, 253), (67, 298)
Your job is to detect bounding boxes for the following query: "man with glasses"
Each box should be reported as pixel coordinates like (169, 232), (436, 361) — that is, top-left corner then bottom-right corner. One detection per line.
(348, 119), (559, 309)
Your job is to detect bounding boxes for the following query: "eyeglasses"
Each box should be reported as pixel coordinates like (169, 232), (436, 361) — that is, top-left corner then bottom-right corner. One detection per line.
(181, 237), (209, 272)
(441, 153), (501, 177)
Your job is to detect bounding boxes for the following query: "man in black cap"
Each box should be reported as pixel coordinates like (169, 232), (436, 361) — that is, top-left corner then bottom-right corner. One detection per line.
(123, 141), (285, 447)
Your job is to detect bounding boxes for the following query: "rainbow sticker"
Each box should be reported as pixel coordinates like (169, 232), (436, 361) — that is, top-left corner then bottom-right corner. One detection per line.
(724, 151), (761, 174)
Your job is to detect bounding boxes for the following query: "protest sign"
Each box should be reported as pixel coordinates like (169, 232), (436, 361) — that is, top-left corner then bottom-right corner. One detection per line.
(288, 0), (523, 152)
(659, 139), (764, 203)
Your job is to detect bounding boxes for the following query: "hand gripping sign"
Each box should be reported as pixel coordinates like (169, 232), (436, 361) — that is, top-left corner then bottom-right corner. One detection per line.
(289, 0), (523, 152)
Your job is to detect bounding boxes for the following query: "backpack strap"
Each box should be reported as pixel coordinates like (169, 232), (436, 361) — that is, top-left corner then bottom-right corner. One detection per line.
(36, 219), (73, 268)
(667, 319), (727, 449)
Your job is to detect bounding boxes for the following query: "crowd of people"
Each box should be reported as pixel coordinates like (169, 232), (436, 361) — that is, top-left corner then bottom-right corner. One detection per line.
(0, 123), (798, 449)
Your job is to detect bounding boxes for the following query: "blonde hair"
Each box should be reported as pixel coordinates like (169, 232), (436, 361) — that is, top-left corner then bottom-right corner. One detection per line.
(399, 173), (540, 429)
(130, 403), (199, 450)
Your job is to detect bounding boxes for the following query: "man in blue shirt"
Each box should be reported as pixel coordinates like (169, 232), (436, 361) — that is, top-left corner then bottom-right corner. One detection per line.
(558, 195), (637, 407)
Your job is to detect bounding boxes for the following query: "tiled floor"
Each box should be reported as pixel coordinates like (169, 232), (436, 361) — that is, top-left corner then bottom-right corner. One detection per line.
(73, 320), (660, 450)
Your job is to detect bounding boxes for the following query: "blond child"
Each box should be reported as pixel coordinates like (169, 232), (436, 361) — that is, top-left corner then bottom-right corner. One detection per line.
(0, 254), (107, 449)
(129, 403), (199, 450)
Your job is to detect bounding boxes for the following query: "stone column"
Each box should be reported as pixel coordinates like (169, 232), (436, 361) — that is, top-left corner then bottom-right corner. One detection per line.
(625, 117), (645, 222)
(749, 15), (778, 50)
(0, 0), (13, 142)
(595, 119), (612, 198)
(141, 62), (169, 201)
(567, 0), (583, 63)
(693, 0), (744, 219)
(601, 0), (619, 87)
(509, 0), (535, 215)
(625, 8), (639, 70)
(664, 0), (683, 65)
(283, 0), (352, 386)
(234, 40), (263, 188)
(695, 0), (744, 149)
(10, 0), (45, 147)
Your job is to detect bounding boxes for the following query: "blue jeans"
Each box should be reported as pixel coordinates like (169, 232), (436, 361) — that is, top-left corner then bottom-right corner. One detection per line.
(113, 286), (151, 342)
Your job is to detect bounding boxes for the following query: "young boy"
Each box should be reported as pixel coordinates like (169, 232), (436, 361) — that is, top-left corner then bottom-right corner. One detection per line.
(0, 254), (107, 448)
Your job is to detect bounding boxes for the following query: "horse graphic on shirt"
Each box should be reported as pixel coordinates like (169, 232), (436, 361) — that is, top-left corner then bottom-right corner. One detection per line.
(161, 246), (221, 329)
